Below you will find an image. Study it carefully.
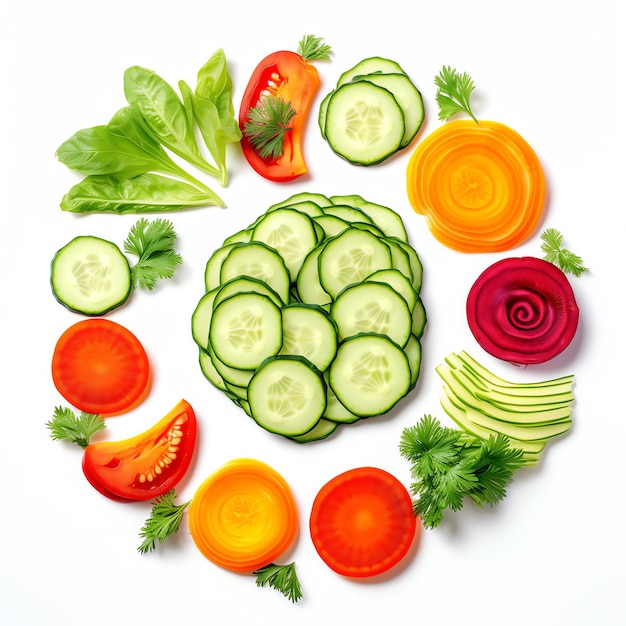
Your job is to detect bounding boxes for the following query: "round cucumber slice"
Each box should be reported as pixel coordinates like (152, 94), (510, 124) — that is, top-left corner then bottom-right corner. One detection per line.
(51, 235), (131, 316)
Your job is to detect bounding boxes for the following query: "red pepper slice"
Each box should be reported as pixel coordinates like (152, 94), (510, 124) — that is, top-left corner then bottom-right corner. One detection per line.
(82, 399), (197, 501)
(239, 37), (330, 182)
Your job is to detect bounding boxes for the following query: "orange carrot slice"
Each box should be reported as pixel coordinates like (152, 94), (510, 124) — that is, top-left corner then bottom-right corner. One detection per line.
(188, 458), (298, 572)
(406, 120), (546, 252)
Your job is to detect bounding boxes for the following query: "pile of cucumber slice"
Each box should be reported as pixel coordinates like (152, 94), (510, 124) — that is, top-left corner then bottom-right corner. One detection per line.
(192, 192), (426, 442)
(319, 56), (425, 165)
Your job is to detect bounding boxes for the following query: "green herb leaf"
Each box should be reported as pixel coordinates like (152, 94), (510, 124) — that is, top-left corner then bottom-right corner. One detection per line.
(124, 65), (218, 178)
(253, 562), (303, 603)
(46, 406), (105, 448)
(400, 415), (524, 529)
(137, 490), (191, 554)
(123, 218), (183, 291)
(243, 97), (297, 160)
(540, 228), (588, 276)
(60, 172), (224, 213)
(297, 35), (332, 62)
(435, 66), (478, 123)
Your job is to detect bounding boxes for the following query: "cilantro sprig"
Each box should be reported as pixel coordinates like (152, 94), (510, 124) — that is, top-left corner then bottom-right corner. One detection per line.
(399, 415), (525, 529)
(124, 217), (183, 291)
(46, 406), (106, 449)
(540, 228), (588, 276)
(435, 66), (478, 124)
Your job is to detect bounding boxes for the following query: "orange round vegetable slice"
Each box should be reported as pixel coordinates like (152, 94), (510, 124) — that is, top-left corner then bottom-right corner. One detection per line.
(406, 120), (546, 252)
(188, 458), (298, 572)
(51, 318), (151, 415)
(309, 467), (417, 577)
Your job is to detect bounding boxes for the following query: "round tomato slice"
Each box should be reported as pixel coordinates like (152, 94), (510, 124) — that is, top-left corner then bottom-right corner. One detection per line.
(188, 458), (298, 572)
(82, 399), (197, 501)
(309, 467), (418, 578)
(51, 318), (151, 415)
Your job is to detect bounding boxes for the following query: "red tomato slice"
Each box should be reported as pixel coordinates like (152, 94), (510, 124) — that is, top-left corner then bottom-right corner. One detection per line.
(82, 399), (197, 501)
(309, 467), (418, 577)
(239, 50), (320, 182)
(51, 319), (151, 415)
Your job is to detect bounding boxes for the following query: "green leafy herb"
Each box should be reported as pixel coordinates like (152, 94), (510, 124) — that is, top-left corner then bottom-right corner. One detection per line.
(540, 228), (588, 276)
(297, 35), (332, 62)
(124, 65), (219, 178)
(435, 66), (478, 124)
(178, 49), (242, 187)
(253, 562), (303, 603)
(60, 172), (224, 214)
(123, 218), (183, 291)
(244, 97), (297, 160)
(137, 490), (191, 554)
(46, 406), (105, 449)
(399, 415), (525, 529)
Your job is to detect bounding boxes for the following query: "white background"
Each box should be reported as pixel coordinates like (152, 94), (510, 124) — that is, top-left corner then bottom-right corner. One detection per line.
(1, 1), (624, 624)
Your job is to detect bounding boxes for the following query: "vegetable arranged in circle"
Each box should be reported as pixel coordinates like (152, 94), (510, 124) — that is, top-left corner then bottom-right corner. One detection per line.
(191, 191), (426, 441)
(52, 318), (151, 415)
(188, 458), (298, 572)
(406, 120), (546, 252)
(83, 399), (197, 501)
(319, 56), (424, 165)
(309, 467), (417, 577)
(239, 35), (331, 182)
(466, 257), (580, 364)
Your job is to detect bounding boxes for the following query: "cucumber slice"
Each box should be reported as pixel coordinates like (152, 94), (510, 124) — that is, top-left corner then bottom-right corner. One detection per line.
(411, 298), (427, 339)
(288, 418), (338, 443)
(331, 282), (412, 347)
(51, 235), (131, 315)
(352, 73), (424, 147)
(404, 334), (423, 390)
(318, 228), (393, 298)
(312, 214), (351, 238)
(365, 268), (418, 312)
(321, 203), (375, 226)
(213, 276), (284, 310)
(268, 192), (333, 210)
(248, 355), (327, 437)
(251, 207), (319, 280)
(318, 90), (333, 141)
(323, 81), (405, 166)
(336, 56), (407, 86)
(331, 195), (408, 242)
(296, 244), (332, 308)
(198, 349), (227, 392)
(329, 333), (411, 417)
(209, 292), (283, 370)
(219, 241), (290, 304)
(191, 288), (219, 351)
(280, 304), (338, 371)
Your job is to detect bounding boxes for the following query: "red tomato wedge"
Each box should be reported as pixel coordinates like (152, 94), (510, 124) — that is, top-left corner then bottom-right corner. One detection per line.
(188, 458), (298, 572)
(51, 318), (151, 415)
(82, 399), (197, 501)
(309, 467), (418, 578)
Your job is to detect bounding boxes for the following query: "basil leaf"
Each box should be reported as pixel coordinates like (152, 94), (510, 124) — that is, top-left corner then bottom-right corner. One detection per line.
(55, 124), (161, 179)
(60, 173), (224, 214)
(124, 66), (218, 177)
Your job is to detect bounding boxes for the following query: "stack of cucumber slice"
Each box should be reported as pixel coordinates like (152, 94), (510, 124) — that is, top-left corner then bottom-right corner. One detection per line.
(437, 351), (575, 464)
(192, 192), (426, 442)
(319, 56), (424, 165)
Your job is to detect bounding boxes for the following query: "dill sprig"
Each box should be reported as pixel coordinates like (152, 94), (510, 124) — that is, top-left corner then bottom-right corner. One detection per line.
(253, 562), (303, 603)
(137, 490), (191, 554)
(243, 97), (297, 160)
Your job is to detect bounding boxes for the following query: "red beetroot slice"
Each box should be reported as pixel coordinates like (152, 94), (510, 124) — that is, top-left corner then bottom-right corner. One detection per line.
(466, 257), (579, 365)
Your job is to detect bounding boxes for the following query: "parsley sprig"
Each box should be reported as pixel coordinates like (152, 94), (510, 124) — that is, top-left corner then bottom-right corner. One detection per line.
(244, 97), (297, 160)
(399, 415), (526, 529)
(46, 406), (105, 448)
(123, 218), (183, 291)
(253, 562), (303, 603)
(540, 228), (588, 276)
(435, 66), (478, 124)
(137, 489), (191, 554)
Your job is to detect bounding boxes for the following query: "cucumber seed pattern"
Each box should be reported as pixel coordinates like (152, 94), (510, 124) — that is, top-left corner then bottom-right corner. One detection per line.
(72, 254), (113, 299)
(345, 101), (387, 146)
